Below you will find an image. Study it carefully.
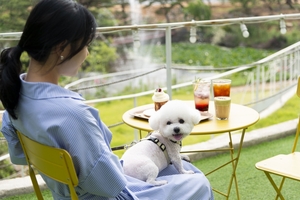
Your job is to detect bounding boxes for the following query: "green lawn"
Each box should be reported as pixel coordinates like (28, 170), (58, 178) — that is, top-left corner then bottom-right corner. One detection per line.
(2, 190), (53, 200)
(194, 134), (299, 200)
(3, 134), (299, 200)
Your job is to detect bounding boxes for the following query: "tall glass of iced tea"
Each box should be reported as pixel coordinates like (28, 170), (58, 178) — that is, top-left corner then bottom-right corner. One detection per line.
(193, 79), (211, 113)
(212, 79), (231, 97)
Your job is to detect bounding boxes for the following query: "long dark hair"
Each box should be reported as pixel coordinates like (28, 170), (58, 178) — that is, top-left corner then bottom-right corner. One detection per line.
(0, 0), (97, 119)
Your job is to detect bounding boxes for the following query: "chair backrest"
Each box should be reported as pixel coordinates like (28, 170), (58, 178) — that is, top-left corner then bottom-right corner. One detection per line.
(297, 76), (300, 98)
(16, 131), (79, 200)
(292, 76), (300, 153)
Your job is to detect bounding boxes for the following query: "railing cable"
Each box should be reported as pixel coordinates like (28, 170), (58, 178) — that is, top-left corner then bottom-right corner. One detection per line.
(70, 66), (165, 92)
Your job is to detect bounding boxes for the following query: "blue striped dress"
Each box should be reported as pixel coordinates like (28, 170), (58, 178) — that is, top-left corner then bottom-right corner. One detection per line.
(1, 74), (214, 200)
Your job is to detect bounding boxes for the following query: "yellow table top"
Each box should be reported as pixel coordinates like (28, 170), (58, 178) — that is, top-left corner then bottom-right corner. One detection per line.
(122, 101), (260, 135)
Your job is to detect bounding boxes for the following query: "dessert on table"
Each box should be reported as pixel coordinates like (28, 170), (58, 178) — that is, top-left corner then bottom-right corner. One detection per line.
(152, 88), (169, 111)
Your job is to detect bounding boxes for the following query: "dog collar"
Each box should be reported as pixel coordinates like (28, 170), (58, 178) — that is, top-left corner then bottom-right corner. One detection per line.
(169, 140), (182, 146)
(144, 136), (170, 164)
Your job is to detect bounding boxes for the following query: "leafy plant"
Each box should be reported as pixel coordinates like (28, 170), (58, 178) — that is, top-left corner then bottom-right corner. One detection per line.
(83, 40), (118, 73)
(183, 0), (211, 21)
(139, 43), (274, 68)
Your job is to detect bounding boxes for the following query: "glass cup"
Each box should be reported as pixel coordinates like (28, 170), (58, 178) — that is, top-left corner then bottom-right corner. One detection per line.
(214, 96), (231, 120)
(212, 79), (231, 97)
(193, 80), (211, 113)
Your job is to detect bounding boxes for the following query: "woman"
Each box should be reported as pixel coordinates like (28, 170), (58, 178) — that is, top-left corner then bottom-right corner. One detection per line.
(0, 0), (214, 199)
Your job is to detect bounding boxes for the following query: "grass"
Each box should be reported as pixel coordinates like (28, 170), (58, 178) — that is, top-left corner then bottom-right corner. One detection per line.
(247, 93), (299, 132)
(3, 92), (300, 199)
(193, 134), (300, 200)
(2, 190), (53, 200)
(3, 134), (299, 199)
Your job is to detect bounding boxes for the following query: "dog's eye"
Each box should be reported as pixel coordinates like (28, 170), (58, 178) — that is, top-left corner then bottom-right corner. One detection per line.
(179, 119), (185, 124)
(166, 121), (172, 125)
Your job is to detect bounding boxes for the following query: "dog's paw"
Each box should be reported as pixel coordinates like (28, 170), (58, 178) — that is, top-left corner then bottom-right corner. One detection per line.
(182, 170), (195, 174)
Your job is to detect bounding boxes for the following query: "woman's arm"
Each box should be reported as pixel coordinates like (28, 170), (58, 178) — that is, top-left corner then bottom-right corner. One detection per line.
(1, 112), (27, 165)
(47, 102), (128, 198)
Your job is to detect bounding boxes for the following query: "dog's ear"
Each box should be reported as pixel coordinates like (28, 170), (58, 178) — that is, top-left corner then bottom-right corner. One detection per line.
(149, 111), (160, 130)
(190, 107), (201, 125)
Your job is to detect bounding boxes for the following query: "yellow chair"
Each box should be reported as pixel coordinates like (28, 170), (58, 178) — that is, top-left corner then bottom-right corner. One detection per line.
(16, 130), (79, 200)
(255, 76), (300, 200)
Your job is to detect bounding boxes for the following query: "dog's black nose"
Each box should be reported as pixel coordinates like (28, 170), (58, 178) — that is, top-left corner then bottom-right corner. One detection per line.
(174, 127), (180, 133)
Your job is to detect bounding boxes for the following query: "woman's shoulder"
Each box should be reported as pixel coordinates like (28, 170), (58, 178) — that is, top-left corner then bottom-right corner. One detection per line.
(48, 97), (99, 121)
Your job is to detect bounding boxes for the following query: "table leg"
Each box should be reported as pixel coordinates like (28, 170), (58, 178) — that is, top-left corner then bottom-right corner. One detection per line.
(137, 129), (152, 140)
(182, 129), (248, 199)
(227, 129), (246, 200)
(227, 131), (235, 199)
(139, 129), (142, 139)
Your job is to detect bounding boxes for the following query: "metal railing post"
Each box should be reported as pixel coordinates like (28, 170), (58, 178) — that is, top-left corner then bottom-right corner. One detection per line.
(165, 26), (172, 99)
(133, 97), (138, 141)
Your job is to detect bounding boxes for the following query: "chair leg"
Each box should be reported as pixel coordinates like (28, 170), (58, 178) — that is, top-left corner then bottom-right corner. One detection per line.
(69, 184), (79, 200)
(29, 166), (44, 200)
(263, 171), (285, 200)
(275, 177), (286, 200)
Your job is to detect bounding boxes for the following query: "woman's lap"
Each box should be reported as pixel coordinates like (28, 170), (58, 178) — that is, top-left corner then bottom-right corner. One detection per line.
(126, 161), (214, 200)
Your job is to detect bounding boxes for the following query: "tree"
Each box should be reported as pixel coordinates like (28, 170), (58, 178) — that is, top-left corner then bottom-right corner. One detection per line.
(183, 0), (211, 21)
(78, 0), (131, 25)
(0, 0), (119, 76)
(0, 0), (34, 32)
(183, 0), (212, 43)
(229, 0), (256, 14)
(77, 0), (112, 7)
(141, 0), (193, 23)
(83, 40), (118, 73)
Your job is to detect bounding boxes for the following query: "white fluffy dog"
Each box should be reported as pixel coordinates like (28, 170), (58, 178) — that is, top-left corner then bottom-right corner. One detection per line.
(121, 100), (201, 186)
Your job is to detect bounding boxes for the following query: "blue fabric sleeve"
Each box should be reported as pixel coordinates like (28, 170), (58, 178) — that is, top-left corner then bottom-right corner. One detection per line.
(1, 112), (27, 165)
